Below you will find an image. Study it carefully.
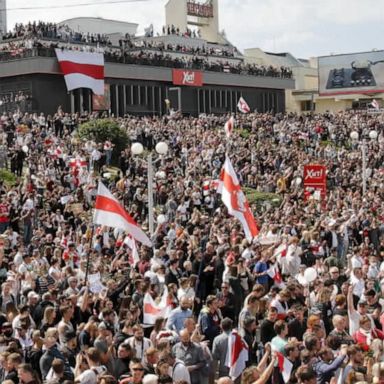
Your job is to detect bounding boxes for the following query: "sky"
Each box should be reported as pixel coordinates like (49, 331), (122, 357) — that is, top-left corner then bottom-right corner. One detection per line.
(5, 0), (384, 59)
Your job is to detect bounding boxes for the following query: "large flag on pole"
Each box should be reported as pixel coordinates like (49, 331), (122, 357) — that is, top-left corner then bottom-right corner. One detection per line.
(55, 49), (105, 95)
(94, 182), (152, 247)
(225, 330), (249, 380)
(224, 116), (235, 138)
(237, 97), (250, 113)
(143, 287), (171, 325)
(217, 157), (259, 241)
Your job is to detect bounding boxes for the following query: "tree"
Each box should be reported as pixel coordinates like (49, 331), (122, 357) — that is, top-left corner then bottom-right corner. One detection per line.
(77, 119), (128, 164)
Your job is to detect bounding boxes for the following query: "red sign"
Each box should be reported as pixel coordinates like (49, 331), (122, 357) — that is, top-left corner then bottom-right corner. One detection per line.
(304, 164), (326, 185)
(187, 1), (214, 17)
(172, 69), (203, 87)
(303, 164), (327, 202)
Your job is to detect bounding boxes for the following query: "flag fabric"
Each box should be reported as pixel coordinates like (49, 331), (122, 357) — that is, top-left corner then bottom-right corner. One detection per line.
(55, 49), (105, 95)
(274, 243), (288, 258)
(276, 352), (293, 383)
(224, 116), (235, 138)
(217, 157), (259, 241)
(69, 158), (87, 169)
(267, 264), (283, 286)
(202, 179), (221, 196)
(237, 97), (250, 113)
(371, 99), (380, 110)
(143, 287), (171, 325)
(93, 182), (152, 247)
(124, 235), (140, 266)
(225, 330), (249, 380)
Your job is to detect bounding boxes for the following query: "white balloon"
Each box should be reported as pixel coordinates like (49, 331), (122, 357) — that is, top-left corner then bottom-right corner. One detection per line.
(157, 214), (167, 224)
(304, 267), (317, 283)
(155, 142), (168, 155)
(156, 171), (166, 179)
(131, 142), (144, 155)
(22, 145), (29, 153)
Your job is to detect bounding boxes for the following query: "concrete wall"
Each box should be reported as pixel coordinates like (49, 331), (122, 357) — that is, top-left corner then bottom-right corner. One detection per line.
(0, 0), (6, 35)
(0, 56), (294, 90)
(165, 0), (188, 32)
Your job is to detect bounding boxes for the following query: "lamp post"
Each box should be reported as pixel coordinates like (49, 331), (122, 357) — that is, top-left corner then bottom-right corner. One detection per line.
(131, 141), (169, 236)
(350, 130), (377, 194)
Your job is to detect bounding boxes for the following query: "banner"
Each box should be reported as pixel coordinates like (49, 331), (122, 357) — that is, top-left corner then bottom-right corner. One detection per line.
(318, 50), (384, 96)
(303, 164), (327, 202)
(172, 69), (203, 87)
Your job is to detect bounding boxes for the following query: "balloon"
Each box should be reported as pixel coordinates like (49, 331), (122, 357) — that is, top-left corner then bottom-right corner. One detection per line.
(304, 267), (317, 283)
(22, 145), (29, 153)
(157, 214), (167, 224)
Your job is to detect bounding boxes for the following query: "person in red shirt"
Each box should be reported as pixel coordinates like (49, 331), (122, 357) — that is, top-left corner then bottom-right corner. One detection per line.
(353, 315), (384, 351)
(0, 197), (9, 233)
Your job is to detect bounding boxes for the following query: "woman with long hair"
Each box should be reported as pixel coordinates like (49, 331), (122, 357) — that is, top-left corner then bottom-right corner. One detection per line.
(150, 317), (165, 347)
(17, 363), (41, 384)
(39, 306), (56, 337)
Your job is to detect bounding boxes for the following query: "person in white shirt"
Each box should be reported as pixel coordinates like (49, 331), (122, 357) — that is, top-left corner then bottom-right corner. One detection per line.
(126, 325), (153, 364)
(161, 351), (191, 384)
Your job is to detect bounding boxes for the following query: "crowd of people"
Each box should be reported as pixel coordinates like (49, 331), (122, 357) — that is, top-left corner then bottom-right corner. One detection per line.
(0, 106), (382, 384)
(0, 23), (293, 80)
(1, 22), (112, 47)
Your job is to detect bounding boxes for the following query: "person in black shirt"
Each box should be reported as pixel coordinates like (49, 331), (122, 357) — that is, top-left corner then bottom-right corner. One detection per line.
(260, 307), (278, 344)
(288, 304), (307, 342)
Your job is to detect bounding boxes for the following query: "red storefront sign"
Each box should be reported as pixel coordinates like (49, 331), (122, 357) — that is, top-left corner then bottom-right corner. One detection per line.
(172, 69), (203, 87)
(303, 164), (327, 202)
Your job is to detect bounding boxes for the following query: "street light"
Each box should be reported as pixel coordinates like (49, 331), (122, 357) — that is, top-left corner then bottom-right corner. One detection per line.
(350, 130), (377, 194)
(131, 141), (168, 236)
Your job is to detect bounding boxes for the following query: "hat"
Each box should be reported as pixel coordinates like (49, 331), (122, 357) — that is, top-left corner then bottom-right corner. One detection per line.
(358, 300), (367, 306)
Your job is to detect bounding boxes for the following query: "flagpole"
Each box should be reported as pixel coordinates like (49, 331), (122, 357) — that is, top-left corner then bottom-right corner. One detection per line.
(84, 225), (94, 284)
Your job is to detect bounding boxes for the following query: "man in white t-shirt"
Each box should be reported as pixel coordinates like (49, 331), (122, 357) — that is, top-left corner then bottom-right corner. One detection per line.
(161, 351), (191, 384)
(75, 347), (107, 384)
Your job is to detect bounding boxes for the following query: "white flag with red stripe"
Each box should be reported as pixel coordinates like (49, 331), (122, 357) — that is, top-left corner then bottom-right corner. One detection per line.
(69, 158), (88, 169)
(225, 330), (249, 380)
(93, 182), (152, 247)
(55, 49), (104, 95)
(143, 287), (171, 325)
(237, 97), (250, 113)
(124, 235), (140, 266)
(267, 263), (284, 287)
(274, 243), (288, 258)
(224, 116), (235, 138)
(276, 352), (293, 383)
(217, 157), (259, 241)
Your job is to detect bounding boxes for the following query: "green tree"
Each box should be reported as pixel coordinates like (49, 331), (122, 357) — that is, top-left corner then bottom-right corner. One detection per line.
(77, 119), (128, 164)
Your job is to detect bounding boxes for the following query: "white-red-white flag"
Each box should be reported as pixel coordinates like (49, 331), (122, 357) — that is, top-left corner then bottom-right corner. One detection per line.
(93, 182), (152, 247)
(124, 235), (140, 266)
(69, 158), (87, 169)
(217, 157), (259, 241)
(224, 116), (235, 138)
(267, 263), (284, 287)
(276, 352), (293, 383)
(55, 49), (104, 95)
(237, 97), (250, 113)
(143, 287), (171, 325)
(225, 330), (249, 380)
(371, 99), (380, 110)
(274, 243), (288, 258)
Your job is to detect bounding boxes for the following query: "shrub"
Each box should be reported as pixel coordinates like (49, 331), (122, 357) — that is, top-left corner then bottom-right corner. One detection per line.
(0, 169), (17, 187)
(76, 119), (128, 164)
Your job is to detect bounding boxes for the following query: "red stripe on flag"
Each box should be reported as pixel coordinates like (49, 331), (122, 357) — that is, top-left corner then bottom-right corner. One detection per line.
(58, 61), (104, 79)
(277, 352), (285, 372)
(231, 332), (243, 366)
(144, 303), (162, 315)
(95, 195), (137, 226)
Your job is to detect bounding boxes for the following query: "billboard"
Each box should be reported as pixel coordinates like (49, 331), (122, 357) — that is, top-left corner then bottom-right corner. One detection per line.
(92, 84), (111, 111)
(303, 164), (327, 202)
(318, 50), (384, 96)
(172, 69), (203, 87)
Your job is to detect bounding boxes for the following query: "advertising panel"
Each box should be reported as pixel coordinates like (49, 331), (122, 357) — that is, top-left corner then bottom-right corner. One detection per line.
(172, 69), (203, 87)
(304, 165), (327, 202)
(318, 50), (384, 96)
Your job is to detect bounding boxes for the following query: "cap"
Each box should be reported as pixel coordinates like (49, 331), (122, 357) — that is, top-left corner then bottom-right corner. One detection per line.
(358, 300), (367, 306)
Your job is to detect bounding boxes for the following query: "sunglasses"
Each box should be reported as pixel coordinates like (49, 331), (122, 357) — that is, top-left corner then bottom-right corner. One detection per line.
(132, 367), (144, 371)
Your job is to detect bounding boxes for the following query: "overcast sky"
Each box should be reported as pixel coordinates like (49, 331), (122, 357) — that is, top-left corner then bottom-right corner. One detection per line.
(6, 0), (384, 58)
